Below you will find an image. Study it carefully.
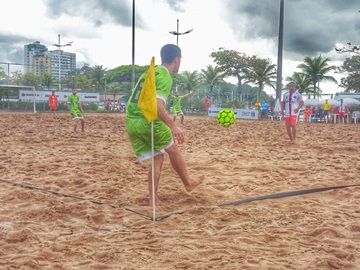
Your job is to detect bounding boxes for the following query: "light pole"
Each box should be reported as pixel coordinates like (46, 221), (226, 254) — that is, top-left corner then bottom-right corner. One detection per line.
(52, 34), (72, 91)
(169, 19), (193, 93)
(169, 19), (193, 46)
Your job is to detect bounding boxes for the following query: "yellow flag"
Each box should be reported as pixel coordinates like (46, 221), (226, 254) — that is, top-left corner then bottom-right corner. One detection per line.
(138, 57), (157, 123)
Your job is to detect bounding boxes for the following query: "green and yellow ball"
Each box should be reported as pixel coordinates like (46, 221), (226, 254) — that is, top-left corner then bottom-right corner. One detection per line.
(217, 109), (236, 127)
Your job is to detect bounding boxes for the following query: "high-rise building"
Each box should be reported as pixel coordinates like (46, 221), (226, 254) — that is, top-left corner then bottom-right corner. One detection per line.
(24, 41), (47, 73)
(33, 54), (52, 77)
(49, 49), (76, 80)
(24, 41), (76, 82)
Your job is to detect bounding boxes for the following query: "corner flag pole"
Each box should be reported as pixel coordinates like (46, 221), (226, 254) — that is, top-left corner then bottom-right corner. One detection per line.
(137, 56), (157, 221)
(151, 122), (156, 221)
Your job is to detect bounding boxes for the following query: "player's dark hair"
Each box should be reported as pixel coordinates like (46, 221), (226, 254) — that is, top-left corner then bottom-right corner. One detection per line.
(161, 44), (181, 64)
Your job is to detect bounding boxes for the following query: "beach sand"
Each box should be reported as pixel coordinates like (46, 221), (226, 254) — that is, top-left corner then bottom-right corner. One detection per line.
(0, 112), (359, 270)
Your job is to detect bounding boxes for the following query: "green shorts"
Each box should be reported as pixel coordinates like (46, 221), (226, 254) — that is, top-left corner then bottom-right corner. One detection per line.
(71, 108), (83, 120)
(126, 117), (173, 161)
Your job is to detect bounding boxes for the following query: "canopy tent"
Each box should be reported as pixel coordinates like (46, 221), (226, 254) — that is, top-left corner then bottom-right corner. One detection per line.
(341, 98), (360, 106)
(304, 98), (320, 107)
(319, 99), (338, 106)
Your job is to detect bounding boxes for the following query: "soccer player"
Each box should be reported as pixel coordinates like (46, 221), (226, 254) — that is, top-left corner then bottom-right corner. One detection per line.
(126, 44), (204, 206)
(67, 88), (85, 132)
(48, 91), (58, 114)
(171, 90), (193, 124)
(281, 82), (304, 143)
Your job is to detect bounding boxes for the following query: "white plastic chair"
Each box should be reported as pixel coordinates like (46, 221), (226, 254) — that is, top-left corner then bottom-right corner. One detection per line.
(351, 111), (360, 124)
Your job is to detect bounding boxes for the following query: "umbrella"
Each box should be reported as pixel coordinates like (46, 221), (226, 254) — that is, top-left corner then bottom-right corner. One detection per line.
(341, 98), (360, 106)
(274, 98), (281, 112)
(304, 98), (320, 107)
(319, 99), (338, 106)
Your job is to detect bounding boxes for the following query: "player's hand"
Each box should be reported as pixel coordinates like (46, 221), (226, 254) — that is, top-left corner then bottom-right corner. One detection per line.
(172, 126), (185, 145)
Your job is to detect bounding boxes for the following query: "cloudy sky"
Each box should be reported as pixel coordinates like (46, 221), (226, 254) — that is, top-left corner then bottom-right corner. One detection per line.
(0, 0), (359, 95)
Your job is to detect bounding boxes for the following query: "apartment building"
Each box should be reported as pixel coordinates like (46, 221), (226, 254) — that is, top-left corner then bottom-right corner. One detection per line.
(24, 41), (76, 80)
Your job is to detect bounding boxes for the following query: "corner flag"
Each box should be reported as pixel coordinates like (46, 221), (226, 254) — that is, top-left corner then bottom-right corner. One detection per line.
(138, 57), (157, 122)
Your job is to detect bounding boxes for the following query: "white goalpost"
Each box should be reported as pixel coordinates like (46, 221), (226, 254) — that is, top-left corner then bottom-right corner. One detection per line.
(0, 85), (36, 113)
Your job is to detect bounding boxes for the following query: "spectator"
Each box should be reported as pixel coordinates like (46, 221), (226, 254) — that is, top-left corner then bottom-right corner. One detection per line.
(337, 99), (348, 124)
(323, 99), (331, 123)
(261, 101), (269, 119)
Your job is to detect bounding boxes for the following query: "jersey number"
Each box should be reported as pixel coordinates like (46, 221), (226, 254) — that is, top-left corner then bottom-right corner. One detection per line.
(130, 78), (146, 104)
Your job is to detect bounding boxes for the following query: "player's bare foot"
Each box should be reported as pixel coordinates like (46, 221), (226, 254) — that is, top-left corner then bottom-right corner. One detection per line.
(184, 175), (204, 192)
(149, 197), (164, 207)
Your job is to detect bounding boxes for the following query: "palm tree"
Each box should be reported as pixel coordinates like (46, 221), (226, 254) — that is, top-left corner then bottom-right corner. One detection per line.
(200, 65), (224, 98)
(177, 70), (201, 93)
(297, 55), (338, 99)
(286, 72), (312, 96)
(42, 73), (54, 90)
(89, 65), (107, 92)
(245, 58), (277, 99)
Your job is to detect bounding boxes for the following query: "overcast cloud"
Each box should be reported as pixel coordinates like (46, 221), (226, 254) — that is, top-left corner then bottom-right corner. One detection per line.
(0, 0), (359, 91)
(223, 0), (360, 60)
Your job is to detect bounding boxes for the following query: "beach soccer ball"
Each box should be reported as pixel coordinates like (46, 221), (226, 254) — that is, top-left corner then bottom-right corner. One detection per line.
(217, 109), (236, 127)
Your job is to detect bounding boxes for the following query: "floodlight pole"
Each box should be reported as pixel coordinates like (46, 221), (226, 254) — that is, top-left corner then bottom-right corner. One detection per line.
(276, 0), (284, 101)
(169, 19), (193, 46)
(169, 19), (193, 93)
(53, 34), (72, 91)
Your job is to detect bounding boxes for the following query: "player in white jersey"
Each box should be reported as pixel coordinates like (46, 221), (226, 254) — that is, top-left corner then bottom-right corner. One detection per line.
(281, 82), (304, 143)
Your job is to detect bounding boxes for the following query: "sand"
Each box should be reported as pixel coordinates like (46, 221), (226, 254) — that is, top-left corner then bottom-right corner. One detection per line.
(0, 112), (359, 270)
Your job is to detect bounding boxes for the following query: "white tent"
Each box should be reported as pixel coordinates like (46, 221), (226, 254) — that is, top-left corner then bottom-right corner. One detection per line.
(319, 99), (338, 106)
(304, 98), (320, 107)
(341, 98), (360, 106)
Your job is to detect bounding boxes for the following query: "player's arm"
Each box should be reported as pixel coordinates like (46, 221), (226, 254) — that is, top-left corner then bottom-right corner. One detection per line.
(67, 103), (72, 115)
(182, 90), (194, 98)
(78, 102), (84, 112)
(157, 98), (184, 144)
(281, 100), (286, 115)
(295, 100), (304, 113)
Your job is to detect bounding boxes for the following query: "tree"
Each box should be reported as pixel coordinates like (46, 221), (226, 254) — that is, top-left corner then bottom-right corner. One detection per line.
(297, 55), (338, 99)
(42, 73), (54, 90)
(245, 57), (277, 99)
(0, 67), (8, 84)
(286, 72), (312, 95)
(19, 73), (42, 88)
(89, 65), (107, 92)
(210, 48), (254, 101)
(338, 55), (360, 92)
(200, 65), (224, 98)
(176, 70), (201, 93)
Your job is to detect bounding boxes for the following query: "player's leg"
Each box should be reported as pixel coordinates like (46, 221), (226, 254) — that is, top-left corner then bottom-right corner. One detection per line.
(148, 153), (164, 206)
(285, 117), (293, 142)
(80, 119), (85, 132)
(165, 144), (204, 192)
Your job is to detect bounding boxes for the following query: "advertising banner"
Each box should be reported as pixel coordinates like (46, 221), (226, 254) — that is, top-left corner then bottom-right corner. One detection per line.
(208, 107), (258, 120)
(19, 90), (100, 102)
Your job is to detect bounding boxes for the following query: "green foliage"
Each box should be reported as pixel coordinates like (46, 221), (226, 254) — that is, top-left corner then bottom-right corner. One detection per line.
(19, 73), (42, 88)
(42, 73), (54, 90)
(297, 55), (338, 99)
(244, 57), (277, 99)
(338, 55), (360, 92)
(286, 73), (312, 95)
